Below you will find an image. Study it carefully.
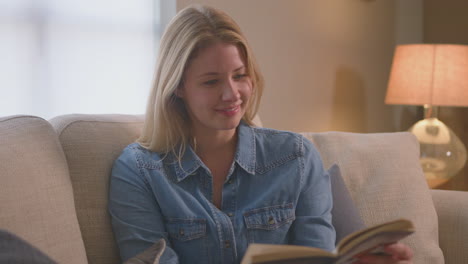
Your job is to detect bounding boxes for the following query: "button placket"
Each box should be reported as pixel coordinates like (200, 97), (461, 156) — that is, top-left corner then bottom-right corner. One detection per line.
(224, 240), (231, 249)
(218, 169), (238, 262)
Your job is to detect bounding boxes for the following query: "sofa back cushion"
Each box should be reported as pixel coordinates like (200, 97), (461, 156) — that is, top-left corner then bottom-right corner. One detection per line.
(0, 115), (88, 264)
(303, 131), (444, 264)
(50, 114), (144, 264)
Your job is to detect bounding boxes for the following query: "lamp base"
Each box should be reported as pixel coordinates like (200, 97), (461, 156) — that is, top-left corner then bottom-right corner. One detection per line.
(426, 178), (450, 189)
(409, 116), (467, 183)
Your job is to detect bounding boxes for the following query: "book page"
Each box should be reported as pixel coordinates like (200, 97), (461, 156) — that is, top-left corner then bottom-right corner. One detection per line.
(336, 219), (414, 254)
(337, 230), (413, 263)
(253, 256), (336, 264)
(336, 222), (414, 264)
(241, 219), (415, 264)
(241, 244), (336, 264)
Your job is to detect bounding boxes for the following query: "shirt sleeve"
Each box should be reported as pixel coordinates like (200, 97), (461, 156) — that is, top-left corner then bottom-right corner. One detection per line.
(108, 147), (179, 263)
(288, 136), (336, 251)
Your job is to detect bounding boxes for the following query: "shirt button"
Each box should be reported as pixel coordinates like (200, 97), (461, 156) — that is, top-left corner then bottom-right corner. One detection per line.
(227, 212), (234, 217)
(179, 229), (185, 236)
(224, 240), (231, 248)
(268, 216), (275, 225)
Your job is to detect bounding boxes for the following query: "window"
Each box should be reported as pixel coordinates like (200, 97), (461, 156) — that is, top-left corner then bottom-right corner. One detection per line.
(0, 0), (175, 119)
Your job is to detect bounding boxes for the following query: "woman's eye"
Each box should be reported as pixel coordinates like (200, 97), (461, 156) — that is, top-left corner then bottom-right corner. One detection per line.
(233, 74), (247, 80)
(203, 79), (218, 86)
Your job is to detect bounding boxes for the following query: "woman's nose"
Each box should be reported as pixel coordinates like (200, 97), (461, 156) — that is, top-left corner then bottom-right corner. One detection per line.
(221, 80), (240, 101)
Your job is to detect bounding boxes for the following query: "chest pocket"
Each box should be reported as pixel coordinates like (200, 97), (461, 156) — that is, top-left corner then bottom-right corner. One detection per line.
(165, 218), (209, 263)
(244, 203), (295, 243)
(166, 218), (206, 241)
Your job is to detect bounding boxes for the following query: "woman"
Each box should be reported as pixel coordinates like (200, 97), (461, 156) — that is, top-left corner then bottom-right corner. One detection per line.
(109, 5), (413, 264)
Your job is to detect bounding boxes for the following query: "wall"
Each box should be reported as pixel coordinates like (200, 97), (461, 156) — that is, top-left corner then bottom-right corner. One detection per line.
(176, 0), (422, 133)
(423, 0), (468, 190)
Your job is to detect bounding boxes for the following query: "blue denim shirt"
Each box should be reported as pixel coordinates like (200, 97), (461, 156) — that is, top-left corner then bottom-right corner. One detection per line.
(109, 123), (335, 264)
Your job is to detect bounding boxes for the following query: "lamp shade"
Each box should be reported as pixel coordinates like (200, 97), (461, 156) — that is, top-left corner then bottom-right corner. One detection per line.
(385, 44), (468, 107)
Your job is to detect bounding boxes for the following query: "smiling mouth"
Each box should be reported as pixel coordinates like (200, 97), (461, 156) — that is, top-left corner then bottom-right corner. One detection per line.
(216, 104), (241, 115)
(217, 102), (242, 111)
(223, 106), (239, 112)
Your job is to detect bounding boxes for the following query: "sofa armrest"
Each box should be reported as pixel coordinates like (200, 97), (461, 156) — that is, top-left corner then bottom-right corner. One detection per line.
(431, 189), (468, 264)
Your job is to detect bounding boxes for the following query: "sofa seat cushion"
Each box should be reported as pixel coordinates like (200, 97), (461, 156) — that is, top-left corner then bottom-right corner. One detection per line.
(0, 115), (87, 264)
(302, 131), (444, 264)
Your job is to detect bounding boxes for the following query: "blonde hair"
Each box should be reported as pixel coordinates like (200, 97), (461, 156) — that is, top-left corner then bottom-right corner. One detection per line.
(137, 4), (264, 157)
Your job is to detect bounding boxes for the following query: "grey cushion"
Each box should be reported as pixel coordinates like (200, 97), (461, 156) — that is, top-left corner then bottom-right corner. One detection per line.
(0, 229), (57, 264)
(329, 164), (365, 243)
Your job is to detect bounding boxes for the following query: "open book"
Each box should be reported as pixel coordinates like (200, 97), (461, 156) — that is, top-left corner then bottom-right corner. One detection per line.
(241, 218), (414, 264)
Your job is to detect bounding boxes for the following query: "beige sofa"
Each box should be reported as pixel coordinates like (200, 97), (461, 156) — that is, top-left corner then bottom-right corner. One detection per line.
(1, 114), (467, 264)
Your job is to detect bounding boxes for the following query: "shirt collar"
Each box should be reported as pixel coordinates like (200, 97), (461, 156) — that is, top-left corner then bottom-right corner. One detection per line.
(171, 121), (256, 182)
(170, 145), (204, 182)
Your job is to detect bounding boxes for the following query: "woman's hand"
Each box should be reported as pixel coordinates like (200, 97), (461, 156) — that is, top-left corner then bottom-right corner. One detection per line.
(354, 242), (413, 264)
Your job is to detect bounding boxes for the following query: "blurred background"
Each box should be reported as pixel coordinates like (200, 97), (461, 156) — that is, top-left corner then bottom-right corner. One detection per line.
(0, 0), (175, 118)
(1, 0), (467, 189)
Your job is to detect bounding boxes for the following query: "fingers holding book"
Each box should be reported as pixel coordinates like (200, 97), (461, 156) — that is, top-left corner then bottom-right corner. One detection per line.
(353, 242), (413, 264)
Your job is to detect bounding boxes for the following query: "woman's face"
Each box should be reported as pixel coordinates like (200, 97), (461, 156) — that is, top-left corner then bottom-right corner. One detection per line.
(178, 41), (252, 135)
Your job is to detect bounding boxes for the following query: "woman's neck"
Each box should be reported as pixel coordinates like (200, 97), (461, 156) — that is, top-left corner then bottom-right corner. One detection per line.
(192, 128), (238, 159)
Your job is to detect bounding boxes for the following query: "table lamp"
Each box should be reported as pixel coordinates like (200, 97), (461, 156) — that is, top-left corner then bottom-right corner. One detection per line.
(385, 44), (468, 186)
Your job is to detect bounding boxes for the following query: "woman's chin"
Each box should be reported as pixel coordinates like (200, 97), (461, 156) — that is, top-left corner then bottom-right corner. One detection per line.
(215, 118), (243, 131)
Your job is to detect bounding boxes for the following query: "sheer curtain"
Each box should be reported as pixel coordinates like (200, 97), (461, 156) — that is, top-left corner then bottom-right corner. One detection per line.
(0, 0), (175, 119)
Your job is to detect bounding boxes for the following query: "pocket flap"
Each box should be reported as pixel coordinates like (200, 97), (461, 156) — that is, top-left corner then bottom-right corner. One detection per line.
(244, 203), (295, 230)
(166, 218), (206, 241)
